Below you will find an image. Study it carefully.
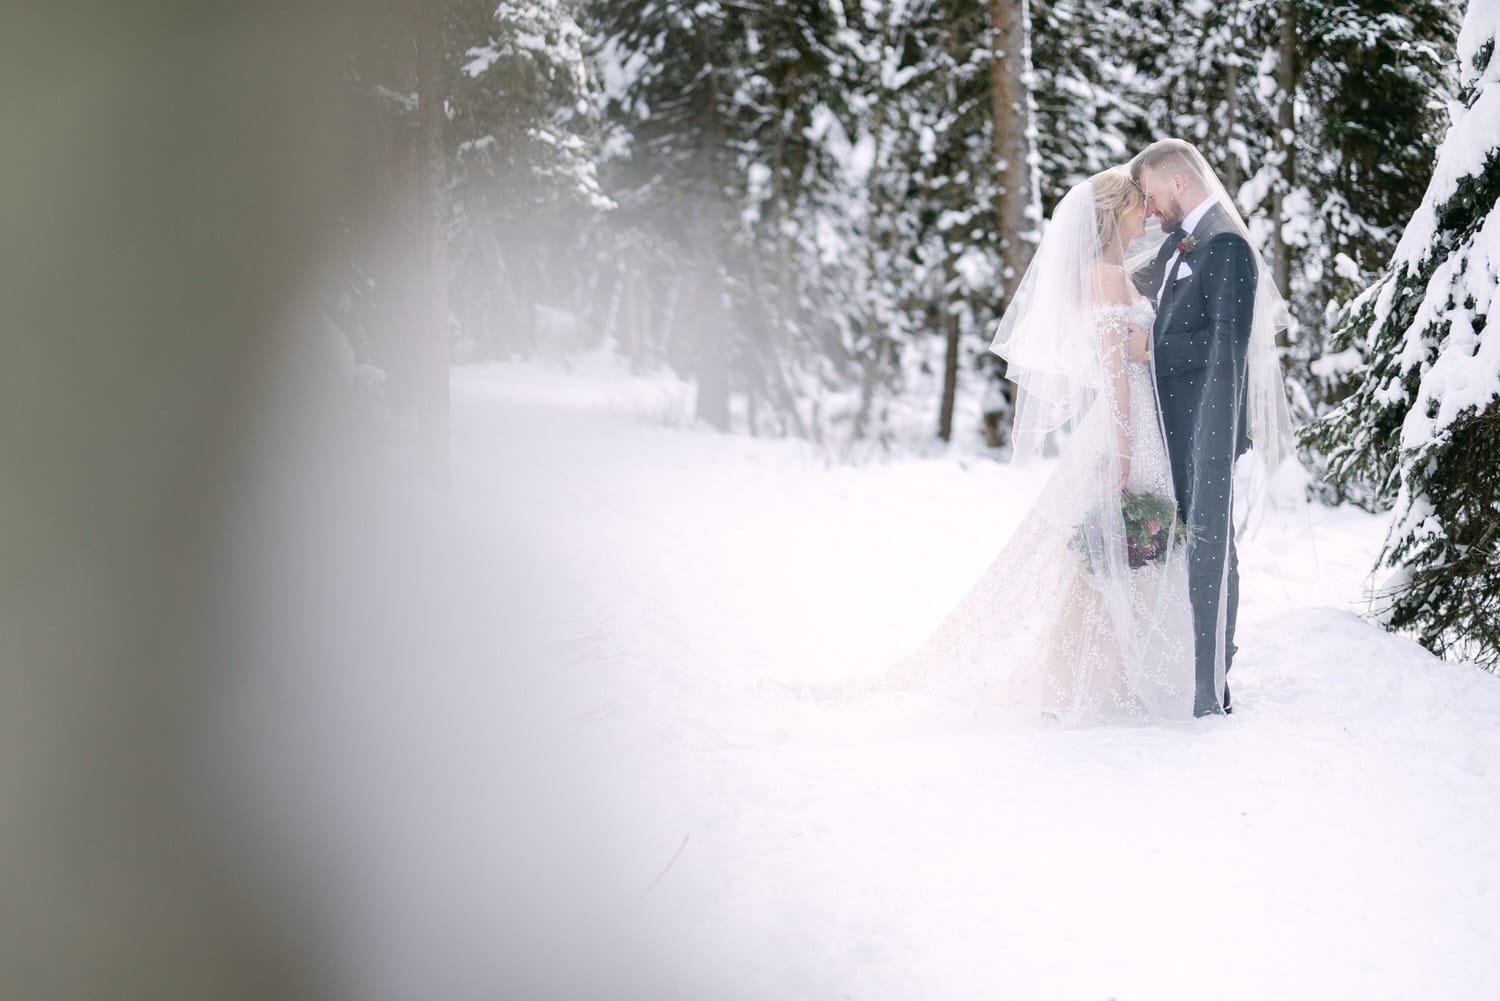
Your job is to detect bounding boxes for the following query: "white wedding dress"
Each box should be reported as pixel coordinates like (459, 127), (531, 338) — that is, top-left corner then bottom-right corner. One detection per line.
(889, 296), (1197, 724)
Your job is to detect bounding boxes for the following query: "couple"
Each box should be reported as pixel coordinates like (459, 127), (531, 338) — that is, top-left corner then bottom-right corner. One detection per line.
(893, 139), (1293, 724)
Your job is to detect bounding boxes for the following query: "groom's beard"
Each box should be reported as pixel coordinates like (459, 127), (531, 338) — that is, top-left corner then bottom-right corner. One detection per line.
(1159, 195), (1186, 229)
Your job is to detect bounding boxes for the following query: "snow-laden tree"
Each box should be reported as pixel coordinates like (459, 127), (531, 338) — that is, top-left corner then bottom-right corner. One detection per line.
(1030, 0), (1152, 212)
(836, 0), (1040, 448)
(333, 0), (609, 404)
(591, 1), (867, 435)
(448, 0), (611, 360)
(1276, 0), (1458, 430)
(589, 0), (745, 427)
(883, 0), (1013, 444)
(1303, 0), (1500, 669)
(725, 4), (865, 440)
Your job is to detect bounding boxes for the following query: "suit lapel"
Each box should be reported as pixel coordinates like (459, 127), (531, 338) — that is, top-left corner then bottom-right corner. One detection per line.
(1157, 204), (1226, 330)
(1147, 238), (1177, 334)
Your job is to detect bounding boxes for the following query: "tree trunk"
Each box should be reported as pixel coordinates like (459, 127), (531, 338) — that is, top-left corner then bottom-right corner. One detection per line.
(688, 18), (731, 430)
(1223, 12), (1241, 192)
(938, 177), (967, 442)
(938, 300), (961, 443)
(851, 1), (893, 449)
(687, 208), (730, 430)
(773, 87), (795, 352)
(986, 0), (1035, 306)
(413, 4), (450, 484)
(985, 0), (1034, 444)
(1270, 2), (1297, 346)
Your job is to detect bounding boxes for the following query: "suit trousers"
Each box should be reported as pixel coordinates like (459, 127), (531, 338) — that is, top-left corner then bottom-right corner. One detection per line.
(1158, 374), (1239, 715)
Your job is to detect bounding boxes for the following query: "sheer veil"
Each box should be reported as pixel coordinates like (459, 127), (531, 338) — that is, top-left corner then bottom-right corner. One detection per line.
(886, 170), (1199, 723)
(1126, 138), (1307, 714)
(1133, 141), (1299, 508)
(786, 150), (1303, 723)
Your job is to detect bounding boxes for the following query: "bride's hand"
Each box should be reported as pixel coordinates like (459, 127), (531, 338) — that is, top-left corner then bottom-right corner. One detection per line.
(1126, 324), (1150, 363)
(1118, 452), (1131, 489)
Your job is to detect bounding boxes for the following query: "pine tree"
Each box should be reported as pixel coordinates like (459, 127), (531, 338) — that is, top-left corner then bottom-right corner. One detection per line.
(1113, 2), (1456, 436)
(1030, 0), (1152, 211)
(333, 0), (610, 411)
(859, 0), (1023, 446)
(727, 3), (863, 440)
(1303, 0), (1500, 668)
(447, 0), (611, 360)
(1280, 0), (1458, 428)
(592, 1), (864, 433)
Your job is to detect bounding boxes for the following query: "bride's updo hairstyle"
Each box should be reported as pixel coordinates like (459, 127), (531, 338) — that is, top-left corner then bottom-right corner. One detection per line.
(1089, 168), (1140, 255)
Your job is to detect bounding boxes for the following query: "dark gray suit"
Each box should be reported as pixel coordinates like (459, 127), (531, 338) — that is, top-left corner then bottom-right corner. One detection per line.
(1134, 205), (1256, 715)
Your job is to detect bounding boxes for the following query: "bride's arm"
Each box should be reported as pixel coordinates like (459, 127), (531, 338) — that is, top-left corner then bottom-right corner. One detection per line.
(1093, 267), (1133, 489)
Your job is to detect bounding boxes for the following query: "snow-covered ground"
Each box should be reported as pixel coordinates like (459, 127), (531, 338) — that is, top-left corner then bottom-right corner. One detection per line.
(437, 357), (1500, 1000)
(231, 355), (1500, 1001)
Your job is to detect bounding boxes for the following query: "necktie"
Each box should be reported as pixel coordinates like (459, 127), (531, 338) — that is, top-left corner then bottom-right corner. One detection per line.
(1157, 225), (1189, 304)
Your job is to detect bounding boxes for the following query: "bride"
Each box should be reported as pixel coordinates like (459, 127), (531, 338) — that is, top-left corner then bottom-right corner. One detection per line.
(890, 169), (1198, 724)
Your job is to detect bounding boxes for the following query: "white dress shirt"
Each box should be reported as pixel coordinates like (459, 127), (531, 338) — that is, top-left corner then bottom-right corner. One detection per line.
(1156, 195), (1219, 303)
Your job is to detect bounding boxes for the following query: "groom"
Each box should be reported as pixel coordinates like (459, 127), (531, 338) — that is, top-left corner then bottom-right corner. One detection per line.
(1130, 139), (1256, 717)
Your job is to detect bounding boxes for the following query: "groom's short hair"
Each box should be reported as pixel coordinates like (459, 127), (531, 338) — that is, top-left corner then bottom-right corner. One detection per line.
(1130, 138), (1203, 187)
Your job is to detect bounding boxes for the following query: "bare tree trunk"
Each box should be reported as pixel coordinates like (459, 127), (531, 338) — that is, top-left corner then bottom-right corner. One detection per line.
(1270, 2), (1297, 346)
(851, 1), (894, 450)
(413, 4), (450, 483)
(773, 90), (795, 352)
(689, 19), (731, 430)
(688, 177), (731, 430)
(1223, 12), (1241, 192)
(938, 301), (961, 443)
(985, 0), (1035, 445)
(986, 0), (1034, 305)
(938, 176), (966, 442)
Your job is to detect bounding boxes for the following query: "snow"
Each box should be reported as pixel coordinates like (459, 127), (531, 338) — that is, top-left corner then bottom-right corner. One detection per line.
(1309, 346), (1362, 379)
(462, 46), (501, 78)
(1459, 0), (1500, 86)
(1361, 2), (1500, 456)
(1391, 81), (1500, 270)
(1399, 200), (1500, 451)
(1332, 251), (1362, 282)
(1391, 0), (1500, 276)
(447, 361), (1500, 1000)
(230, 357), (1500, 1000)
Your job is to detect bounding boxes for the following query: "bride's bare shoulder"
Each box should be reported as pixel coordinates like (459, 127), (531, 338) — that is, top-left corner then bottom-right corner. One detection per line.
(1090, 262), (1133, 306)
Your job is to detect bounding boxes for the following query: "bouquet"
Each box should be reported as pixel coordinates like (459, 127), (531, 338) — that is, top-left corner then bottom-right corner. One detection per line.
(1069, 489), (1190, 573)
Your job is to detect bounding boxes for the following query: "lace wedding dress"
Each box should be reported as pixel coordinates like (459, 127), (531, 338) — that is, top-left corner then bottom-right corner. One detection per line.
(889, 297), (1196, 724)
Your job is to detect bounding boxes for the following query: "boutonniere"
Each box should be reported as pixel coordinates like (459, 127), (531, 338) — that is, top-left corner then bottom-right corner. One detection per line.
(1176, 234), (1198, 254)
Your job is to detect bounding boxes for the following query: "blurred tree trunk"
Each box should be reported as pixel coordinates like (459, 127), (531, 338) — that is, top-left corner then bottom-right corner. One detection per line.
(851, 1), (893, 448)
(1270, 2), (1297, 345)
(689, 18), (731, 430)
(1, 4), (412, 999)
(413, 2), (450, 483)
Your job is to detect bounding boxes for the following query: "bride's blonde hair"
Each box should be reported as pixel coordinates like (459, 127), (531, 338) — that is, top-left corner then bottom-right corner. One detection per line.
(1090, 168), (1141, 255)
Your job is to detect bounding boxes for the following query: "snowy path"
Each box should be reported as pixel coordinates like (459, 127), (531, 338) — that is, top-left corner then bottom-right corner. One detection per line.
(452, 362), (1500, 1001)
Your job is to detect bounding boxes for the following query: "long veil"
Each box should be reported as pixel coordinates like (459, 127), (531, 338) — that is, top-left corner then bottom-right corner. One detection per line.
(887, 172), (1198, 724)
(1127, 139), (1304, 714)
(1130, 141), (1297, 492)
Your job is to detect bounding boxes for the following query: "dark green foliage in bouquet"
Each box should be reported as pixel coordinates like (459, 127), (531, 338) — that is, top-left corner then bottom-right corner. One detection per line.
(1069, 490), (1190, 574)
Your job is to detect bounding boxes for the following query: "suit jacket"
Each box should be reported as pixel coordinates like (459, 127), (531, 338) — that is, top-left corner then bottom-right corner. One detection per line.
(1134, 204), (1257, 463)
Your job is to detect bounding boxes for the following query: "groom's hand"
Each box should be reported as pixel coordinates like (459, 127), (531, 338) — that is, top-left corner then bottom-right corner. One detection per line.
(1126, 324), (1151, 363)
